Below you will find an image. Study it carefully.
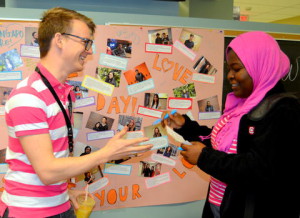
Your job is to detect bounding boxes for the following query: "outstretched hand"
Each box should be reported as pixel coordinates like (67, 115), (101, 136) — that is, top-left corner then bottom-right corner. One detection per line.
(102, 126), (153, 162)
(180, 141), (206, 165)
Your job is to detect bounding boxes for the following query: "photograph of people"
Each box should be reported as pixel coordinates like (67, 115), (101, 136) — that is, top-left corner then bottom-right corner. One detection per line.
(139, 161), (161, 178)
(73, 86), (82, 99)
(86, 112), (114, 131)
(184, 33), (194, 49)
(0, 49), (23, 72)
(105, 71), (117, 86)
(205, 101), (214, 112)
(173, 83), (196, 98)
(153, 127), (162, 137)
(80, 146), (92, 156)
(144, 123), (167, 139)
(93, 117), (109, 131)
(151, 93), (161, 109)
(84, 172), (95, 184)
(124, 62), (152, 85)
(112, 43), (126, 57)
(161, 32), (170, 45)
(179, 29), (202, 52)
(163, 146), (173, 158)
(161, 31), (300, 218)
(127, 119), (136, 131)
(148, 28), (173, 45)
(117, 115), (142, 132)
(30, 31), (39, 46)
(135, 69), (145, 83)
(67, 80), (88, 98)
(107, 38), (132, 58)
(1, 89), (11, 105)
(96, 67), (121, 87)
(155, 33), (163, 44)
(181, 89), (190, 98)
(197, 95), (220, 113)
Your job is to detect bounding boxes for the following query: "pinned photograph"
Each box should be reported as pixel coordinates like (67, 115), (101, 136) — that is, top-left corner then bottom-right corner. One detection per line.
(144, 93), (168, 110)
(148, 28), (173, 45)
(179, 29), (203, 52)
(157, 144), (179, 159)
(0, 49), (23, 71)
(67, 80), (89, 100)
(144, 123), (167, 138)
(106, 38), (132, 58)
(0, 86), (13, 106)
(96, 67), (121, 87)
(73, 142), (103, 184)
(86, 111), (114, 132)
(197, 95), (220, 113)
(124, 62), (152, 85)
(139, 161), (162, 177)
(117, 115), (143, 132)
(193, 56), (217, 75)
(25, 27), (39, 47)
(173, 83), (196, 98)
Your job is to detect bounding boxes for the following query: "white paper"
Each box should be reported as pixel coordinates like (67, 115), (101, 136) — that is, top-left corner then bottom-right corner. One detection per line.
(137, 106), (162, 118)
(145, 172), (171, 189)
(88, 177), (109, 193)
(87, 130), (114, 141)
(173, 40), (196, 60)
(82, 75), (114, 96)
(104, 163), (132, 175)
(151, 153), (176, 166)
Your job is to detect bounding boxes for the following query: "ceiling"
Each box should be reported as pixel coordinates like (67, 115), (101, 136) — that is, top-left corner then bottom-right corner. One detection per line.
(234, 0), (300, 25)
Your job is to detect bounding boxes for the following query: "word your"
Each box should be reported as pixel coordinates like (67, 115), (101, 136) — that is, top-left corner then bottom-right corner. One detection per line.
(94, 184), (141, 206)
(152, 54), (193, 85)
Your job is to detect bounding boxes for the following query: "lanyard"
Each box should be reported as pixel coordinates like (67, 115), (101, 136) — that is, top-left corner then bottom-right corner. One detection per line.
(35, 66), (73, 152)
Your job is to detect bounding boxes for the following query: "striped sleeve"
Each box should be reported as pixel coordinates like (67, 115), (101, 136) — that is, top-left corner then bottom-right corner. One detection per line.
(5, 89), (49, 137)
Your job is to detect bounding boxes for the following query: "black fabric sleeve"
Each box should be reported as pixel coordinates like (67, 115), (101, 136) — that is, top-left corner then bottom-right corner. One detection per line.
(197, 98), (300, 188)
(174, 114), (212, 147)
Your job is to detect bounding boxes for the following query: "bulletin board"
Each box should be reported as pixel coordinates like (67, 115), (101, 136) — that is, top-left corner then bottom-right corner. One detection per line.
(0, 21), (225, 211)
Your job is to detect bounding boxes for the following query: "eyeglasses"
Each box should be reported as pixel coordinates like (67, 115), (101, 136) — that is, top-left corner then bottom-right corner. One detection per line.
(62, 33), (93, 51)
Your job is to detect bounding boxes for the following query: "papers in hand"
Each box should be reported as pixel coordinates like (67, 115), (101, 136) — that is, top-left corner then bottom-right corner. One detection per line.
(166, 126), (192, 150)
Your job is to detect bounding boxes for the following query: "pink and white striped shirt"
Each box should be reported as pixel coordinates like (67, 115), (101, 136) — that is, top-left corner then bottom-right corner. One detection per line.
(0, 63), (75, 218)
(208, 114), (237, 207)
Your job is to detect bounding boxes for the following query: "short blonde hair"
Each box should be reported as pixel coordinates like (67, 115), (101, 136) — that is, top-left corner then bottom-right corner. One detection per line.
(38, 7), (96, 58)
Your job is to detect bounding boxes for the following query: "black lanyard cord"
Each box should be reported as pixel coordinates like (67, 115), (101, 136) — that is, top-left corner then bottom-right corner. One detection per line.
(35, 66), (73, 152)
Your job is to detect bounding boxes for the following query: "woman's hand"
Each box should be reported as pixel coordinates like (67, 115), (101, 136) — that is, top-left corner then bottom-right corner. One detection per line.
(68, 189), (93, 210)
(180, 141), (206, 165)
(102, 126), (153, 162)
(161, 111), (185, 129)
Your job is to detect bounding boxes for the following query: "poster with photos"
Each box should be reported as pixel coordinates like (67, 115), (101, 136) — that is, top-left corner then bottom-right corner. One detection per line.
(0, 22), (224, 211)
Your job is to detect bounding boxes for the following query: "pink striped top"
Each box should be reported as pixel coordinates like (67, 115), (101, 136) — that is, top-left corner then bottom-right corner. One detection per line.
(0, 63), (75, 218)
(208, 114), (237, 206)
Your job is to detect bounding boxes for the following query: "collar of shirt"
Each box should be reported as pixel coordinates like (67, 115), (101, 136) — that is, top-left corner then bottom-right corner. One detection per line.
(37, 63), (73, 101)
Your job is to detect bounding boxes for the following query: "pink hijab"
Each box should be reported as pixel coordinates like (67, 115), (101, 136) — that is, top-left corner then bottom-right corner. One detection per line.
(215, 31), (290, 152)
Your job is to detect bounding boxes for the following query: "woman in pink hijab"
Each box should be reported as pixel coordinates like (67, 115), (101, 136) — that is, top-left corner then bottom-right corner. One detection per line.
(163, 32), (300, 218)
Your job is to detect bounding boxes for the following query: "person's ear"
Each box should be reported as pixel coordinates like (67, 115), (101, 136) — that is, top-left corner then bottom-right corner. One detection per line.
(53, 32), (64, 50)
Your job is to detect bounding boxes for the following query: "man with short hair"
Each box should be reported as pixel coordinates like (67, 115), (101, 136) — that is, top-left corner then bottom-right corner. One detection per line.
(0, 7), (151, 218)
(184, 33), (195, 49)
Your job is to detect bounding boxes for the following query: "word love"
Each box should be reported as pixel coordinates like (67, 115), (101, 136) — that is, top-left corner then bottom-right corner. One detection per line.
(152, 54), (192, 85)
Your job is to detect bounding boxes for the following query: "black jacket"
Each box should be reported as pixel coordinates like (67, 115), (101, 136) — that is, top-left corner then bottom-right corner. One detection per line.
(176, 85), (300, 218)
